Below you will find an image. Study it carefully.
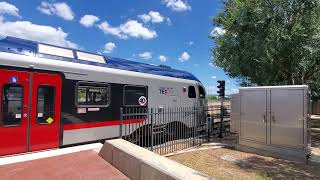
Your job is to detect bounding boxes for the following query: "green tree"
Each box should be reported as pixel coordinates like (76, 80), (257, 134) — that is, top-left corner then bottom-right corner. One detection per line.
(211, 0), (320, 99)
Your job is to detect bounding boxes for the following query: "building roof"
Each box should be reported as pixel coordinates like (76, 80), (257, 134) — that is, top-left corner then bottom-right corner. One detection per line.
(0, 36), (199, 81)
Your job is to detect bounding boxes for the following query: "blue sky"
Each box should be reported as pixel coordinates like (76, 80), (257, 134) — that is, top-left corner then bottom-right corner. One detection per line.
(0, 0), (239, 95)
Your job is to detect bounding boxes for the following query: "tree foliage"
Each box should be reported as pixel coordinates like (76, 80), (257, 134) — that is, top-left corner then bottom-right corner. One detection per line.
(211, 0), (320, 99)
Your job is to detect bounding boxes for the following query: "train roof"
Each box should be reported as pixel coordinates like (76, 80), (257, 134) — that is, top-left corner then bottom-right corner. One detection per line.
(0, 36), (199, 82)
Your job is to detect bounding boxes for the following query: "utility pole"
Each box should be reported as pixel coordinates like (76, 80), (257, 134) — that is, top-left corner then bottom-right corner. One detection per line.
(217, 80), (225, 138)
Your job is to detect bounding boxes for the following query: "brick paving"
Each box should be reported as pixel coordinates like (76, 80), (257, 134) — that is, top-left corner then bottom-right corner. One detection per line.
(0, 150), (129, 180)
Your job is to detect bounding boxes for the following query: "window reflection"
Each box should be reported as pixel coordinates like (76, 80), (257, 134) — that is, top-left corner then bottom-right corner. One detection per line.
(1, 84), (23, 126)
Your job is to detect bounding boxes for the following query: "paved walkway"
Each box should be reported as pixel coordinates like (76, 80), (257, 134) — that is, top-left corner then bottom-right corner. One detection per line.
(0, 150), (129, 180)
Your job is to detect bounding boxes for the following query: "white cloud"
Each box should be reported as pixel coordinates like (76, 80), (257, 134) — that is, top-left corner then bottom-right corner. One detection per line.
(211, 27), (226, 37)
(0, 1), (20, 17)
(163, 0), (191, 12)
(166, 17), (172, 25)
(209, 62), (216, 68)
(226, 88), (238, 95)
(193, 63), (199, 67)
(179, 51), (190, 62)
(149, 11), (164, 23)
(97, 21), (123, 38)
(80, 15), (99, 27)
(0, 18), (77, 48)
(138, 14), (151, 23)
(158, 55), (167, 62)
(37, 1), (74, 21)
(139, 52), (152, 60)
(104, 42), (116, 53)
(98, 20), (157, 40)
(121, 20), (157, 39)
(138, 11), (166, 23)
(187, 41), (194, 46)
(211, 76), (217, 79)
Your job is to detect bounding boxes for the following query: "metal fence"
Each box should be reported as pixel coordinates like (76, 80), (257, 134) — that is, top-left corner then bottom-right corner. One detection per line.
(120, 106), (230, 155)
(206, 105), (231, 138)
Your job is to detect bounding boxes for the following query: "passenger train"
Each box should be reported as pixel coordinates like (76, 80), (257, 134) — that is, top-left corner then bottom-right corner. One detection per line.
(0, 36), (206, 156)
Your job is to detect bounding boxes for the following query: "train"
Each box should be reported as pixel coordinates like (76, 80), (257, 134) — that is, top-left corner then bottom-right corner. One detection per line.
(0, 36), (206, 156)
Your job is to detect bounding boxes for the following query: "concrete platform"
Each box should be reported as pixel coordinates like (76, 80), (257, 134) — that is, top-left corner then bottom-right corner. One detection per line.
(0, 140), (213, 180)
(0, 144), (129, 180)
(99, 139), (213, 180)
(0, 143), (103, 166)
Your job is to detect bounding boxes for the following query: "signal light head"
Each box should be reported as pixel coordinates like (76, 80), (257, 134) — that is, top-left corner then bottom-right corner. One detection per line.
(217, 80), (225, 97)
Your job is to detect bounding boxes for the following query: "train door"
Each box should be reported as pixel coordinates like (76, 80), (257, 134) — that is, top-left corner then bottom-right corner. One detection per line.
(0, 70), (61, 156)
(0, 70), (30, 156)
(29, 72), (62, 151)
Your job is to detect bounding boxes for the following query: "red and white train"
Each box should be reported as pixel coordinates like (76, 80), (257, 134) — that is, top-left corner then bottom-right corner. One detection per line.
(0, 36), (206, 156)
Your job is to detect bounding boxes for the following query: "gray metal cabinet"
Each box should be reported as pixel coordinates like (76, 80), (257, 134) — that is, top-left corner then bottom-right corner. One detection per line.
(269, 89), (305, 149)
(237, 85), (309, 161)
(240, 89), (267, 144)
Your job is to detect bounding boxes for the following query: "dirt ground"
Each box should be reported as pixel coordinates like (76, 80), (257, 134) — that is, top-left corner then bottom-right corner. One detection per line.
(183, 103), (320, 179)
(311, 127), (320, 157)
(169, 147), (320, 180)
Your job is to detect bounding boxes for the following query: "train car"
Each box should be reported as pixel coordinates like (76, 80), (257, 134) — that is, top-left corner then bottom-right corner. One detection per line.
(0, 36), (206, 156)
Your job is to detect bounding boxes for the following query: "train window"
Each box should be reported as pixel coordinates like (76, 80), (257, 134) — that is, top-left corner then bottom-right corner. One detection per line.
(124, 86), (148, 107)
(1, 84), (23, 127)
(76, 83), (110, 107)
(37, 86), (55, 124)
(199, 86), (205, 98)
(188, 86), (196, 98)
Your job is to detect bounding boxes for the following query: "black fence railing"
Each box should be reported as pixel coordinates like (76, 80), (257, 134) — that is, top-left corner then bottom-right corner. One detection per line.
(120, 106), (231, 155)
(206, 105), (231, 138)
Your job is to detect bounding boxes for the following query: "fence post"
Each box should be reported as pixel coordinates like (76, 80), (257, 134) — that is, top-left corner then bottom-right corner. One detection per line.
(207, 113), (210, 142)
(150, 108), (154, 151)
(219, 97), (224, 138)
(119, 108), (123, 138)
(193, 107), (196, 146)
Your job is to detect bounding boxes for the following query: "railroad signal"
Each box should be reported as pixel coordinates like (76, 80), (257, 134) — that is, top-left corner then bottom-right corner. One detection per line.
(217, 80), (225, 97)
(217, 80), (226, 138)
